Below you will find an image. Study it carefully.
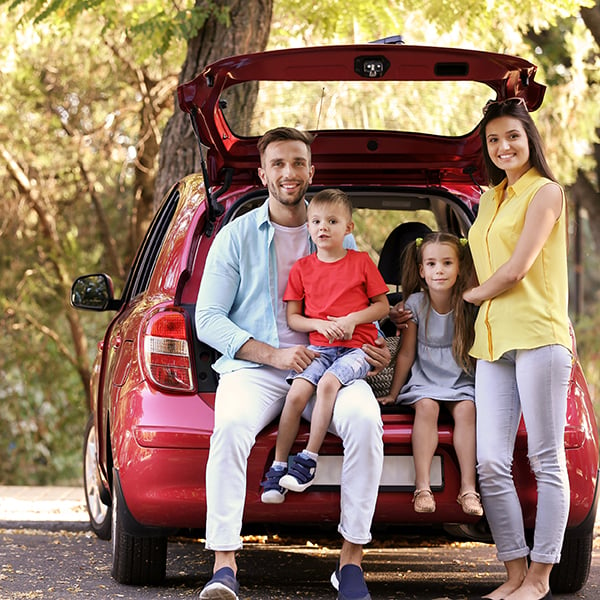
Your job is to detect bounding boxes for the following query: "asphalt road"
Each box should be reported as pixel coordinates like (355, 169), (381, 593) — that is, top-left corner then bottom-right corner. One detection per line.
(1, 527), (599, 600)
(0, 487), (598, 599)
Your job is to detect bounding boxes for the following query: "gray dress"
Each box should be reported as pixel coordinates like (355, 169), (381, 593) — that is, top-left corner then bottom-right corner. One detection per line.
(397, 292), (475, 405)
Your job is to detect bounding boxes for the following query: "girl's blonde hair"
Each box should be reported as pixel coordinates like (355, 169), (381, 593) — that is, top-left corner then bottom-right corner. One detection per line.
(400, 232), (477, 373)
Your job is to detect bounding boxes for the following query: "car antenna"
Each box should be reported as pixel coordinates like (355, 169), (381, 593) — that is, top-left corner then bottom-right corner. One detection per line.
(188, 106), (225, 237)
(315, 87), (326, 130)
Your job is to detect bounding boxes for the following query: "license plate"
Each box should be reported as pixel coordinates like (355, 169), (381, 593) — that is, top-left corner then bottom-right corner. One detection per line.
(310, 455), (443, 492)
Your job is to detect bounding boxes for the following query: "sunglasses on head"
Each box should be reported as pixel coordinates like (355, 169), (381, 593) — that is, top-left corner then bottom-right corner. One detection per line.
(482, 96), (527, 115)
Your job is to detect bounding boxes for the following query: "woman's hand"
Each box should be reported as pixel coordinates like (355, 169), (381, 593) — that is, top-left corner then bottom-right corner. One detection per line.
(463, 287), (482, 306)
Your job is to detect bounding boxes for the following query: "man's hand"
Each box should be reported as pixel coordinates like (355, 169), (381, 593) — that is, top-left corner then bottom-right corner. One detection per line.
(363, 337), (391, 376)
(389, 302), (413, 333)
(272, 345), (320, 373)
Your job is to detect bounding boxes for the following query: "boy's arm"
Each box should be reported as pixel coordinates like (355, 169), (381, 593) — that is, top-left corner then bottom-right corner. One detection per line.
(328, 293), (389, 340)
(287, 299), (345, 343)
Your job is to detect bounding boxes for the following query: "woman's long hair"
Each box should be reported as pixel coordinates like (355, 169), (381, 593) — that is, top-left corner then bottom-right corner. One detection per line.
(400, 232), (477, 373)
(479, 98), (556, 186)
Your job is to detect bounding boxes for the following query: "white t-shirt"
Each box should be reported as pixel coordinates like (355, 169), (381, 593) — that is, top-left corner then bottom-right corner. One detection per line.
(272, 222), (310, 348)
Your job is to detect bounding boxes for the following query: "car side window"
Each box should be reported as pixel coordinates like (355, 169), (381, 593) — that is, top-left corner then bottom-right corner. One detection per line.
(224, 193), (267, 224)
(121, 189), (180, 301)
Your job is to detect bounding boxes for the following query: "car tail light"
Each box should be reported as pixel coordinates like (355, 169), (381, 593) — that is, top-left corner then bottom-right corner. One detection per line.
(143, 311), (196, 392)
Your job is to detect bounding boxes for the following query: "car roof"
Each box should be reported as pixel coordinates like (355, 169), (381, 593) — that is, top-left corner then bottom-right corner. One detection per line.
(177, 43), (545, 189)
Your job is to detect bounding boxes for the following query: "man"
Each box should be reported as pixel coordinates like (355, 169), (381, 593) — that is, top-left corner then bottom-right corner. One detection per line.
(195, 127), (389, 600)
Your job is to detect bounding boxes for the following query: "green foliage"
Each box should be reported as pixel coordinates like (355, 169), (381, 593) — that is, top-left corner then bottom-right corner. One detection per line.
(269, 0), (594, 47)
(2, 0), (599, 486)
(1, 0), (229, 60)
(0, 335), (88, 485)
(126, 4), (230, 57)
(574, 311), (600, 430)
(0, 7), (175, 483)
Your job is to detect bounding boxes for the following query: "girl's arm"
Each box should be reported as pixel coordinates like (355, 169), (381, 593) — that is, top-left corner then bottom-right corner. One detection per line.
(464, 182), (563, 306)
(379, 320), (417, 405)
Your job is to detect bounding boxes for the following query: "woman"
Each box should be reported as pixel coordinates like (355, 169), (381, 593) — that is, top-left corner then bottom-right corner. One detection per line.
(463, 97), (572, 600)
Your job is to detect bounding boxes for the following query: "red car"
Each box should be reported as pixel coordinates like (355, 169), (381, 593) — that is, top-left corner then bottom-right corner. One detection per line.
(72, 41), (598, 592)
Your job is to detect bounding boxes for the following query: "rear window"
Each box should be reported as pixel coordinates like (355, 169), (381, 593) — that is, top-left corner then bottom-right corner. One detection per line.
(220, 79), (493, 137)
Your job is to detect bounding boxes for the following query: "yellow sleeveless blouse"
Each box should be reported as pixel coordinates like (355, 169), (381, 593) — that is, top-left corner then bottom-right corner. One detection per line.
(468, 168), (571, 361)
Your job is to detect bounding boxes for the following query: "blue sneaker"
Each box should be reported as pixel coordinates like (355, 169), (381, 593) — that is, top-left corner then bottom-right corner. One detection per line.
(336, 564), (371, 600)
(279, 452), (317, 492)
(199, 566), (240, 599)
(260, 466), (287, 504)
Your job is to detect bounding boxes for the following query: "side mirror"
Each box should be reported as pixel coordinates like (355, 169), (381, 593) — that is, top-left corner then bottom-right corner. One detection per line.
(70, 274), (118, 311)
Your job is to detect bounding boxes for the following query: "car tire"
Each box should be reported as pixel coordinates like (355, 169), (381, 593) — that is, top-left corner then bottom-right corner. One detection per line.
(83, 415), (111, 540)
(549, 528), (594, 593)
(111, 469), (168, 585)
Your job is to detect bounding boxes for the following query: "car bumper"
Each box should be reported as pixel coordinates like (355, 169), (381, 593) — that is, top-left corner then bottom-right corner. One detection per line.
(113, 415), (597, 533)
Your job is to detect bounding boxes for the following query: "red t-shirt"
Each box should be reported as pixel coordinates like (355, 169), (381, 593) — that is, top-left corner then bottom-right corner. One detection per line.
(284, 249), (389, 347)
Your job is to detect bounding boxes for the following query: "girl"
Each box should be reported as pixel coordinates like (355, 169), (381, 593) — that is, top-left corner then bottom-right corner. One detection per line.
(463, 97), (571, 600)
(379, 232), (481, 516)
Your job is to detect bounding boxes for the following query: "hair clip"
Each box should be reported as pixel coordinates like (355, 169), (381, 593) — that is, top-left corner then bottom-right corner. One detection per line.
(460, 238), (468, 246)
(415, 237), (423, 248)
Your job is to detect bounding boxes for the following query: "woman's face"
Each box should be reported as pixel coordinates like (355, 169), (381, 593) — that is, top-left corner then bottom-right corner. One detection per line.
(485, 115), (531, 183)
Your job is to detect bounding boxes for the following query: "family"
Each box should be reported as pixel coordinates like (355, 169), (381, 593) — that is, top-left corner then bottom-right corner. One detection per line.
(194, 95), (571, 600)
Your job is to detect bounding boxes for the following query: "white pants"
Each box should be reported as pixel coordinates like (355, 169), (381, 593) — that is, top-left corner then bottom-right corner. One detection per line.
(204, 366), (384, 550)
(476, 345), (571, 564)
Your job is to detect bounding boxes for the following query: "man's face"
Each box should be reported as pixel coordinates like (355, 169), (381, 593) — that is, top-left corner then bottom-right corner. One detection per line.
(258, 140), (315, 208)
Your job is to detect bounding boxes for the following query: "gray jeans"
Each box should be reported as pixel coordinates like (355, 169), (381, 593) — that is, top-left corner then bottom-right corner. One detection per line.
(475, 345), (572, 564)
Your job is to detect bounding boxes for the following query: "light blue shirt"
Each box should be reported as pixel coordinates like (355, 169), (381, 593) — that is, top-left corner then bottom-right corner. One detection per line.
(195, 199), (356, 374)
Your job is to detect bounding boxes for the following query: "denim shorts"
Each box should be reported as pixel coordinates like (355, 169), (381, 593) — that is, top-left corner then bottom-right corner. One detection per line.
(288, 345), (371, 387)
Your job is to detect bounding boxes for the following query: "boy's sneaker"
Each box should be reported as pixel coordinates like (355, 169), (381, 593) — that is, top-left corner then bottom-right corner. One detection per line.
(279, 452), (317, 492)
(260, 466), (287, 504)
(199, 566), (240, 599)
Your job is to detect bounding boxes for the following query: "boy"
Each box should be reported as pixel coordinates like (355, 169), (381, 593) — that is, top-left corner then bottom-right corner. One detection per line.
(262, 188), (389, 501)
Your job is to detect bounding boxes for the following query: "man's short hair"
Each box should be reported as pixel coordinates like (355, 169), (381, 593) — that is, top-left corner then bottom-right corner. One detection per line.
(257, 127), (315, 161)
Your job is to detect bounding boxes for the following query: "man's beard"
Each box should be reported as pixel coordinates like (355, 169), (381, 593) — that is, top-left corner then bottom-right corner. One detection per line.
(268, 179), (309, 207)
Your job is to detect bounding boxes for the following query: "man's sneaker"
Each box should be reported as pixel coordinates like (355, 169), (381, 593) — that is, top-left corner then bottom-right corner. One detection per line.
(336, 564), (371, 600)
(330, 561), (340, 591)
(279, 452), (317, 492)
(260, 466), (287, 504)
(199, 566), (240, 599)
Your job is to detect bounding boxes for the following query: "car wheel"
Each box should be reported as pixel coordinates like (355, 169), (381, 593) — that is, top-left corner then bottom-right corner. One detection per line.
(111, 469), (167, 585)
(549, 528), (594, 593)
(83, 415), (111, 540)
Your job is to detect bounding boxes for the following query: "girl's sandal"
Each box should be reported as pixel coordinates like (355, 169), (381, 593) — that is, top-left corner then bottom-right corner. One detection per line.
(457, 491), (484, 516)
(412, 489), (436, 513)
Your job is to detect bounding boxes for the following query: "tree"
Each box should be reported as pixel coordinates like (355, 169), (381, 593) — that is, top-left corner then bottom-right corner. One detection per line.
(0, 8), (181, 483)
(0, 0), (276, 484)
(155, 0), (274, 203)
(1, 0), (599, 484)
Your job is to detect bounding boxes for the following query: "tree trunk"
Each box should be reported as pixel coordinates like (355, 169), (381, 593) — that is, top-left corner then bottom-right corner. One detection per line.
(154, 0), (274, 206)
